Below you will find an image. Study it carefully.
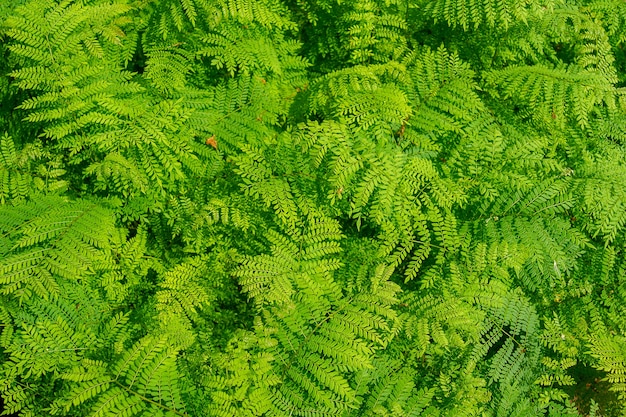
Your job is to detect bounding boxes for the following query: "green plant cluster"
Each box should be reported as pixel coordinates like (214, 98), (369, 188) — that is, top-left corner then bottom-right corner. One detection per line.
(1, 0), (626, 416)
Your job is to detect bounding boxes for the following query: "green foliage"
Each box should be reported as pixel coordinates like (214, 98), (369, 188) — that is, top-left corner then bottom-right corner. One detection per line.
(50, 335), (186, 416)
(2, 0), (626, 416)
(0, 195), (116, 301)
(420, 0), (550, 31)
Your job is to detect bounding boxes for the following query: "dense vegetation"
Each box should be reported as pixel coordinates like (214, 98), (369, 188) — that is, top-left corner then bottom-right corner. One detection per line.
(1, 0), (626, 416)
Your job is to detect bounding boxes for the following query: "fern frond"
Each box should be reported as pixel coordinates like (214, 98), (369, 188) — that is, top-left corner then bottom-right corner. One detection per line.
(421, 0), (548, 30)
(51, 335), (187, 416)
(234, 214), (401, 415)
(6, 0), (203, 205)
(144, 45), (194, 96)
(295, 118), (463, 274)
(485, 63), (619, 128)
(144, 0), (211, 41)
(156, 255), (213, 346)
(205, 320), (280, 417)
(213, 0), (296, 30)
(0, 196), (116, 301)
(0, 134), (47, 204)
(573, 142), (626, 244)
(588, 334), (626, 399)
(3, 299), (100, 380)
(353, 356), (437, 416)
(200, 26), (283, 76)
(342, 0), (408, 65)
(403, 46), (485, 136)
(186, 75), (288, 152)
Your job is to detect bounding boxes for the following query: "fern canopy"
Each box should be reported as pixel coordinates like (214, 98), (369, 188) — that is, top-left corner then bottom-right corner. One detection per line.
(1, 0), (626, 416)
